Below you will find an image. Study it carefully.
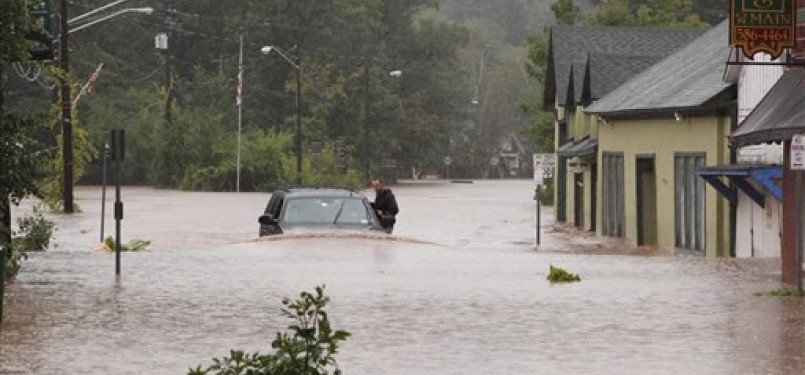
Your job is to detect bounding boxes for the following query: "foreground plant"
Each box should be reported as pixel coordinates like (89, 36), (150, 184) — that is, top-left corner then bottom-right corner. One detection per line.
(547, 265), (581, 283)
(102, 237), (151, 252)
(754, 287), (805, 297)
(189, 285), (350, 375)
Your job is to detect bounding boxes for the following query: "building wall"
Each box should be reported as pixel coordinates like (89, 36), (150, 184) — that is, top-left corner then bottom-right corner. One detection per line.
(561, 106), (599, 231)
(597, 115), (732, 257)
(737, 54), (783, 123)
(735, 190), (782, 258)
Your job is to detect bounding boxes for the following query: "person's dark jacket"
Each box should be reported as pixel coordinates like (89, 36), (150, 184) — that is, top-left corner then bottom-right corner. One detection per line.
(372, 189), (399, 227)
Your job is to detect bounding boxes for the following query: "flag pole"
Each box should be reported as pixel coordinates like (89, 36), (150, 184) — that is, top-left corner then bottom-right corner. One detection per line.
(236, 33), (243, 193)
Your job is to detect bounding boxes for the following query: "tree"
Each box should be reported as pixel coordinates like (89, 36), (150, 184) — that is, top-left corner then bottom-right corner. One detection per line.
(585, 0), (709, 29)
(551, 0), (582, 25)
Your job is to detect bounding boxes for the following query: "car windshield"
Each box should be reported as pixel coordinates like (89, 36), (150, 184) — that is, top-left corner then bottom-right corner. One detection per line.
(282, 197), (371, 225)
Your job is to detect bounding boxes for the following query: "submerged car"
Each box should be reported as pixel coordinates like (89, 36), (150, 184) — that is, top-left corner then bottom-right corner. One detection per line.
(258, 188), (385, 236)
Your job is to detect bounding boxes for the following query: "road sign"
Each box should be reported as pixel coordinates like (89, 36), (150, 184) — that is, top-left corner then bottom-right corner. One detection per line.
(533, 153), (555, 185)
(793, 134), (805, 170)
(444, 156), (453, 166)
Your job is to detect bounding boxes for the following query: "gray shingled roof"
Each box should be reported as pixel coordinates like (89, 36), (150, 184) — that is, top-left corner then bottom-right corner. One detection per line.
(544, 25), (702, 108)
(585, 53), (665, 102)
(586, 21), (734, 117)
(731, 68), (805, 146)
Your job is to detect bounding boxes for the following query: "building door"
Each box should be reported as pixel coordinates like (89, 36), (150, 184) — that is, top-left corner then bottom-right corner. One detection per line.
(675, 153), (706, 252)
(636, 156), (657, 246)
(602, 152), (624, 237)
(574, 173), (584, 228)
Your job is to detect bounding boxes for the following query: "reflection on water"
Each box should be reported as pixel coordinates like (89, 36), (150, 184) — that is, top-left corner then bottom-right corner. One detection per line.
(2, 181), (804, 375)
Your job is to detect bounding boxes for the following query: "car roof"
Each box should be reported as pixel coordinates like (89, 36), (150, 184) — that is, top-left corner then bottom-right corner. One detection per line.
(281, 188), (365, 198)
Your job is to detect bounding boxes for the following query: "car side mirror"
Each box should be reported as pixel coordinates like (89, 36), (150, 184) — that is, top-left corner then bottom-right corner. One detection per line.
(259, 214), (277, 225)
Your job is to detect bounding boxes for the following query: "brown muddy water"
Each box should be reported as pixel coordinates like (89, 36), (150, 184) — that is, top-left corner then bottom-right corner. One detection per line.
(1, 180), (803, 374)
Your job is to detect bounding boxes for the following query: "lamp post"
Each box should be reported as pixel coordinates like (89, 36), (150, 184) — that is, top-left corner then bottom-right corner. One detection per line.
(261, 45), (302, 185)
(364, 68), (403, 180)
(58, 1), (153, 213)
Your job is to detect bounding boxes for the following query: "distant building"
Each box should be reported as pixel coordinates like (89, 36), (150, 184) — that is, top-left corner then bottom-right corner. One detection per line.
(543, 24), (701, 230)
(586, 22), (736, 257)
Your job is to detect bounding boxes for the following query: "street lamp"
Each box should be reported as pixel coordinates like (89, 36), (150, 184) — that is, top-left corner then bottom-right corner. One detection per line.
(363, 68), (403, 180)
(261, 45), (302, 185)
(58, 0), (153, 213)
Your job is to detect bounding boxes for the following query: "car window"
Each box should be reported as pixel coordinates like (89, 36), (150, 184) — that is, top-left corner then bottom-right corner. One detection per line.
(282, 197), (371, 225)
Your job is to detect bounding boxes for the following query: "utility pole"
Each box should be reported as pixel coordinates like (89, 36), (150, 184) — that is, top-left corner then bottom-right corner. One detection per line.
(59, 0), (74, 213)
(363, 60), (371, 181)
(295, 48), (302, 185)
(236, 33), (243, 192)
(1, 64), (10, 247)
(163, 0), (173, 126)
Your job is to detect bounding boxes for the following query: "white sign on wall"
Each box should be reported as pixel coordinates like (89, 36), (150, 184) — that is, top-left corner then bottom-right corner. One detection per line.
(792, 134), (805, 171)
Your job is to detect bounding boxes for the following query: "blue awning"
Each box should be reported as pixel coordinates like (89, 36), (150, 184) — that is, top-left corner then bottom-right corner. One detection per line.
(694, 165), (783, 207)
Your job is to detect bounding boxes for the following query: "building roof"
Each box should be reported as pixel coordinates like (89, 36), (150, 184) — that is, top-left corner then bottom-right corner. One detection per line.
(583, 53), (665, 103)
(557, 137), (597, 157)
(586, 21), (734, 118)
(731, 68), (805, 147)
(544, 25), (702, 109)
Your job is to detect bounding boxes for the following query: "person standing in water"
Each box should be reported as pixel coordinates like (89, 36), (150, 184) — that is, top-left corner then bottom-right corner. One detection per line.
(370, 178), (399, 234)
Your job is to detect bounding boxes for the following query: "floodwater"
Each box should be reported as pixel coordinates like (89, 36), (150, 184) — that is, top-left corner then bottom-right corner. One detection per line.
(1, 180), (803, 374)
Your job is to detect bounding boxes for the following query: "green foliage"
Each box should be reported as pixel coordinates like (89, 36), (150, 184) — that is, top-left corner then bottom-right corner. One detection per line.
(754, 288), (805, 298)
(2, 244), (27, 281)
(102, 236), (151, 252)
(538, 179), (554, 206)
(548, 265), (581, 283)
(12, 204), (55, 252)
(552, 0), (583, 25)
(0, 0), (34, 63)
(585, 0), (710, 29)
(189, 285), (350, 375)
(520, 104), (554, 153)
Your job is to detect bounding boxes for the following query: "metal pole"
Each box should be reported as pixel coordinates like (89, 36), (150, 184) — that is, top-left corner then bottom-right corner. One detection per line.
(295, 52), (302, 186)
(797, 171), (804, 293)
(113, 131), (123, 276)
(536, 185), (541, 246)
(1, 246), (5, 325)
(60, 0), (74, 214)
(237, 33), (243, 192)
(163, 1), (173, 126)
(363, 62), (371, 180)
(100, 143), (108, 242)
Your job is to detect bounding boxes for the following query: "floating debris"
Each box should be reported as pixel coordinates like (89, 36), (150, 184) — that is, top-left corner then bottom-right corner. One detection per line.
(547, 265), (581, 283)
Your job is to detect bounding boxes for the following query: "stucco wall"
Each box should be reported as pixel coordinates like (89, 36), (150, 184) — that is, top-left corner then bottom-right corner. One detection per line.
(597, 115), (732, 257)
(561, 106), (599, 231)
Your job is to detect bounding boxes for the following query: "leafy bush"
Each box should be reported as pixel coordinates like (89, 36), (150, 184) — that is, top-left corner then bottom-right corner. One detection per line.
(12, 205), (55, 252)
(189, 285), (350, 375)
(547, 265), (581, 283)
(2, 245), (27, 282)
(102, 236), (151, 252)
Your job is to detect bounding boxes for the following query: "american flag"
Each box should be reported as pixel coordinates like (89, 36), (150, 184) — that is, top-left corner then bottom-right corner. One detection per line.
(236, 67), (243, 106)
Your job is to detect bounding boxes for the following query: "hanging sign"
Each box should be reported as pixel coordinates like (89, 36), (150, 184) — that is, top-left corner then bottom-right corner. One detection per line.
(792, 134), (805, 171)
(730, 0), (798, 59)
